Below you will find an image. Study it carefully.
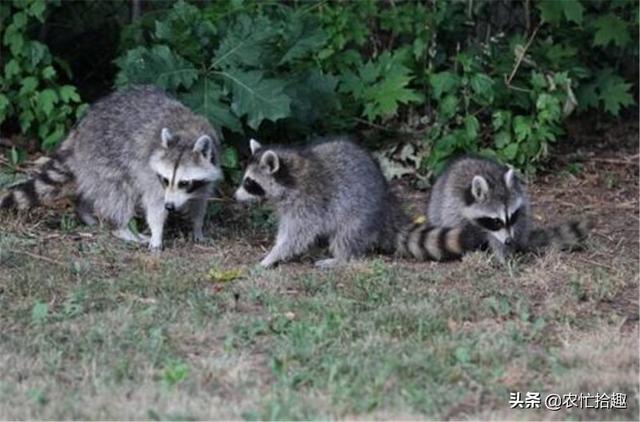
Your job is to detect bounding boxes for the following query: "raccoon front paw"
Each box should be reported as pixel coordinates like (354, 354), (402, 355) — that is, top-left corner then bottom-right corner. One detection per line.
(77, 211), (98, 227)
(314, 258), (340, 269)
(113, 228), (148, 244)
(148, 242), (163, 254)
(192, 230), (205, 243)
(259, 256), (277, 268)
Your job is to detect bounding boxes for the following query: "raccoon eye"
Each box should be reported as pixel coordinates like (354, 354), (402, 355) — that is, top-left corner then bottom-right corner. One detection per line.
(243, 177), (265, 196)
(508, 208), (521, 225)
(158, 175), (169, 187)
(178, 181), (190, 189)
(476, 217), (504, 231)
(186, 180), (208, 193)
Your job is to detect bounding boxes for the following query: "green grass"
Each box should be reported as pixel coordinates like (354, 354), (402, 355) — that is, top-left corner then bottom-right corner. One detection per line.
(0, 205), (638, 420)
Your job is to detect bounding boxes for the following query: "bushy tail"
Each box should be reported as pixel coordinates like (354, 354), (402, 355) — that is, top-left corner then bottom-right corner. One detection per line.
(395, 222), (487, 261)
(0, 151), (74, 211)
(527, 218), (593, 251)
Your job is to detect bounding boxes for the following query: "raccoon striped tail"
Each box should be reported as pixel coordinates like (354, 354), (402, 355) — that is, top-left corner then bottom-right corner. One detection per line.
(527, 218), (593, 251)
(395, 222), (487, 261)
(0, 152), (74, 211)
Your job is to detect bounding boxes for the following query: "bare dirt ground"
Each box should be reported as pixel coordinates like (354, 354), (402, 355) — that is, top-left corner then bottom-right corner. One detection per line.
(0, 119), (638, 420)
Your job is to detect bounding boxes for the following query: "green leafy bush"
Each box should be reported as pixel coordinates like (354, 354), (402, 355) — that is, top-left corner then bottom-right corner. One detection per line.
(314, 0), (637, 173)
(535, 0), (636, 116)
(339, 49), (424, 122)
(0, 0), (86, 151)
(4, 0), (635, 176)
(423, 54), (571, 173)
(115, 1), (338, 139)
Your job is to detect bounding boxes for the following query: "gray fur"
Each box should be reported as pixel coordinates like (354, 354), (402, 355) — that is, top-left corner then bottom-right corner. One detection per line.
(427, 155), (591, 259)
(0, 86), (223, 250)
(234, 138), (486, 267)
(235, 137), (400, 267)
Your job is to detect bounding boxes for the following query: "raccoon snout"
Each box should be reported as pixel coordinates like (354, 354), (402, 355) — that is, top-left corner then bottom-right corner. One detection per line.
(504, 237), (513, 246)
(234, 187), (257, 202)
(165, 202), (176, 211)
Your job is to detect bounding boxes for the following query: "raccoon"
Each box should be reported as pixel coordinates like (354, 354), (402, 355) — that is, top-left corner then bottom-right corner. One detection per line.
(427, 155), (592, 260)
(0, 86), (222, 250)
(233, 137), (487, 268)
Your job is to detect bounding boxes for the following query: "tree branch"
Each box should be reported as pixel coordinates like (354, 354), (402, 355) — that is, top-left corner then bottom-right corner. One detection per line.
(506, 23), (541, 86)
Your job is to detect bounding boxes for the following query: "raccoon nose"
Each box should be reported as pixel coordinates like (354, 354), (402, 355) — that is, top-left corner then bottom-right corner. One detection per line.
(505, 237), (513, 246)
(165, 202), (175, 212)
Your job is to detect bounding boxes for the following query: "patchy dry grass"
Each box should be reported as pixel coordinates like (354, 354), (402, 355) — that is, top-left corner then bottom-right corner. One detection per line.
(0, 151), (638, 420)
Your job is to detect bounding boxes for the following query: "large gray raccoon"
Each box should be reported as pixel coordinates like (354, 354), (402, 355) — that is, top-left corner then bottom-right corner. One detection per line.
(427, 155), (592, 260)
(0, 86), (222, 250)
(233, 137), (486, 267)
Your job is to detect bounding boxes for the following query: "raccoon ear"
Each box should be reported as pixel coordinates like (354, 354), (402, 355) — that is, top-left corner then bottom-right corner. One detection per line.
(193, 135), (212, 160)
(249, 138), (262, 155)
(260, 150), (279, 174)
(504, 168), (515, 189)
(161, 128), (173, 149)
(471, 175), (489, 201)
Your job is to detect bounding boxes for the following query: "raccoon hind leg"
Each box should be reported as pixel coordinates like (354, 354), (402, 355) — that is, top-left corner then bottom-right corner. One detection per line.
(75, 195), (98, 226)
(90, 186), (150, 245)
(325, 222), (377, 266)
(526, 219), (592, 252)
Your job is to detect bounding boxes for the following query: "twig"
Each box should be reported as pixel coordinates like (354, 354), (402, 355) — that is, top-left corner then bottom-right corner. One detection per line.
(574, 256), (618, 273)
(10, 250), (66, 267)
(587, 157), (639, 165)
(353, 118), (395, 132)
(471, 106), (488, 117)
(352, 118), (429, 136)
(130, 0), (141, 23)
(206, 197), (235, 202)
(506, 24), (541, 86)
(193, 244), (218, 251)
(504, 83), (532, 93)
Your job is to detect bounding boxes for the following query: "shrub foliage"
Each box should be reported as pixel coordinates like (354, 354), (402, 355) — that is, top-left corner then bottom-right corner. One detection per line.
(0, 0), (86, 156)
(1, 0), (637, 174)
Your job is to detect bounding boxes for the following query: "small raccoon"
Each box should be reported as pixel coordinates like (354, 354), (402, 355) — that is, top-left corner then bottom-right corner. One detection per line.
(427, 155), (592, 260)
(234, 137), (486, 267)
(0, 86), (222, 250)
